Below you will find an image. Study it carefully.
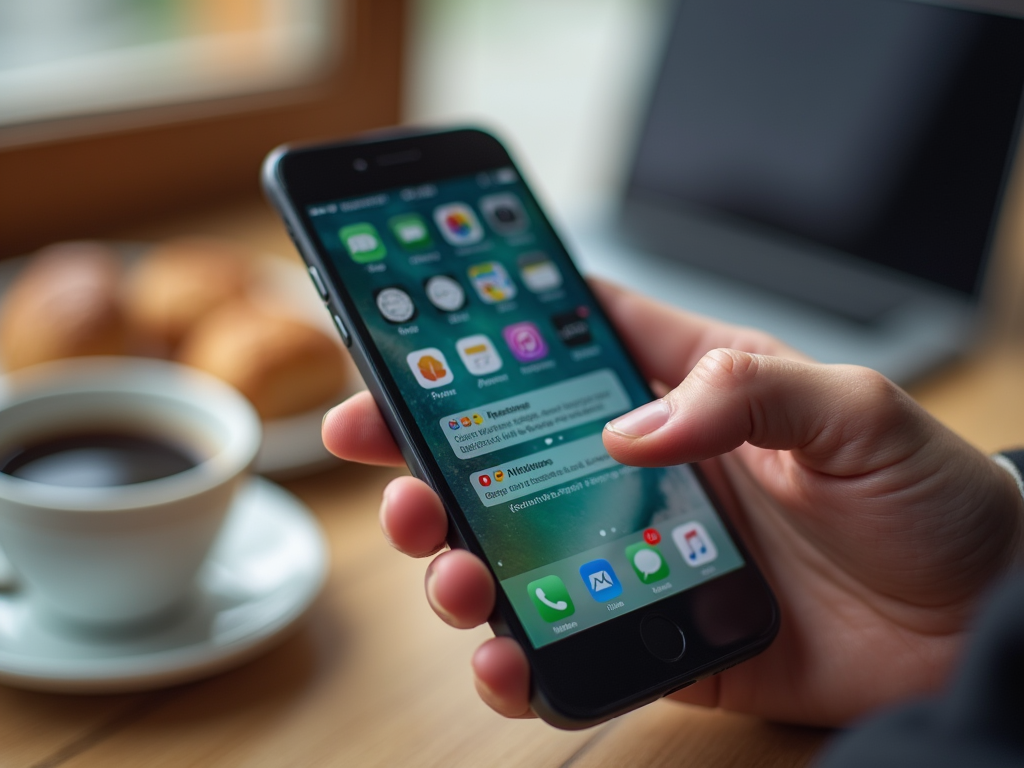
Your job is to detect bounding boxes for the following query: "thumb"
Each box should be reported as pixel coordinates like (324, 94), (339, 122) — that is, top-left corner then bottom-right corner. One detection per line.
(603, 348), (928, 475)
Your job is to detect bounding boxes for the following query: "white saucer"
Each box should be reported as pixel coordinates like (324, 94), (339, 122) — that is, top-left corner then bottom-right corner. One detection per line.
(0, 477), (328, 694)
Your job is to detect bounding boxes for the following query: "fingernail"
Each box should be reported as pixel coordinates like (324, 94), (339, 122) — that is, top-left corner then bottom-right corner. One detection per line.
(322, 405), (337, 430)
(378, 489), (396, 549)
(606, 399), (671, 438)
(425, 562), (457, 624)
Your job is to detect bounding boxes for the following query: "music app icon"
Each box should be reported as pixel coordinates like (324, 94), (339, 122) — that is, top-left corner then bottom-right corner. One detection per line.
(671, 522), (718, 567)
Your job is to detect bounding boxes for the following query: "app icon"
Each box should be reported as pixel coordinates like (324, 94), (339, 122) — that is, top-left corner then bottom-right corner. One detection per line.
(456, 334), (503, 376)
(479, 193), (529, 235)
(434, 203), (484, 246)
(389, 213), (432, 251)
(406, 348), (454, 389)
(340, 223), (386, 263)
(527, 575), (575, 622)
(551, 306), (593, 347)
(448, 420), (460, 430)
(460, 416), (472, 427)
(672, 522), (718, 567)
(502, 321), (548, 363)
(478, 474), (492, 487)
(518, 252), (562, 293)
(468, 262), (517, 304)
(472, 413), (483, 424)
(424, 275), (466, 312)
(579, 559), (623, 602)
(375, 287), (416, 324)
(625, 542), (670, 584)
(494, 470), (505, 482)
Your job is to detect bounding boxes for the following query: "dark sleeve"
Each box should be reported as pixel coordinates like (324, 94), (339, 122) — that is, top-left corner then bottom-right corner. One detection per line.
(815, 448), (1024, 768)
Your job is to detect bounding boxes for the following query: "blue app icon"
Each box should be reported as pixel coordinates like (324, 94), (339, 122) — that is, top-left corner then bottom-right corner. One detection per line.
(579, 559), (623, 602)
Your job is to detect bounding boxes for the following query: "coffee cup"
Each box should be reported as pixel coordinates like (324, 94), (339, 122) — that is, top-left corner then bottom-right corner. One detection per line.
(0, 357), (261, 628)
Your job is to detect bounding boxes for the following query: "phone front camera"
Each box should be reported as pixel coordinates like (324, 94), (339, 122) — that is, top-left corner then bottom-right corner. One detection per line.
(353, 158), (368, 172)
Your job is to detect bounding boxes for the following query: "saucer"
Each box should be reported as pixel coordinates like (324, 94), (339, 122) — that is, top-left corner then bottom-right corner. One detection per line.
(0, 477), (328, 693)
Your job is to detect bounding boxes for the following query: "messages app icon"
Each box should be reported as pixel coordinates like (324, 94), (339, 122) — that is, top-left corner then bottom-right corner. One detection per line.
(579, 559), (622, 602)
(340, 223), (386, 263)
(625, 542), (670, 584)
(527, 575), (575, 622)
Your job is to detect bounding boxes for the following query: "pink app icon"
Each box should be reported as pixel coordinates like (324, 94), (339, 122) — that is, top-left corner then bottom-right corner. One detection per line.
(502, 322), (548, 363)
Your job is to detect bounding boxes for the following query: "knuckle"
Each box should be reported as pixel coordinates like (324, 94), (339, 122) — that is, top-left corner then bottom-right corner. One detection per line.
(841, 365), (910, 423)
(846, 365), (899, 404)
(692, 348), (760, 388)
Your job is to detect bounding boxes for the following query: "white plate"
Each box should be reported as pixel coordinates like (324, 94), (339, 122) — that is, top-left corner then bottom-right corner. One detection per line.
(0, 477), (328, 693)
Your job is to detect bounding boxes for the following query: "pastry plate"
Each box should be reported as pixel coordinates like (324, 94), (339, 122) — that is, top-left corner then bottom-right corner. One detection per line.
(0, 477), (328, 693)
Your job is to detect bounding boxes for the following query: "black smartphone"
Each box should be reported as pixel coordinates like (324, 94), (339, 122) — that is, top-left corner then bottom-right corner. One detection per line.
(261, 128), (778, 728)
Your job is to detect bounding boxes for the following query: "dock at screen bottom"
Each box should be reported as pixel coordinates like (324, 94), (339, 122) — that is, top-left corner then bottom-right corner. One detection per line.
(501, 503), (744, 649)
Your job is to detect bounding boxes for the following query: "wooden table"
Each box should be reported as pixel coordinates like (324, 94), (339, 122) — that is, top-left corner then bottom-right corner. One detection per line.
(1, 201), (1021, 767)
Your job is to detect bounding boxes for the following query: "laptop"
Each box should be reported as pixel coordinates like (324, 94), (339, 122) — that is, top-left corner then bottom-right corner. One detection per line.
(566, 0), (1024, 384)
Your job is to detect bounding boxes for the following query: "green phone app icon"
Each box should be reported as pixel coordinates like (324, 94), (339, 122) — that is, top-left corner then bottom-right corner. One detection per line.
(389, 213), (433, 251)
(340, 223), (387, 263)
(527, 575), (575, 622)
(625, 542), (670, 584)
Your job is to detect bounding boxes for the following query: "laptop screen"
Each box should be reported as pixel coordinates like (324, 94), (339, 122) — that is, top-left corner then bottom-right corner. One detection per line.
(627, 0), (1024, 297)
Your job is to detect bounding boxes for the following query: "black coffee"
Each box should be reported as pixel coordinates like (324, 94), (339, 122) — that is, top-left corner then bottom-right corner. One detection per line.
(0, 432), (200, 488)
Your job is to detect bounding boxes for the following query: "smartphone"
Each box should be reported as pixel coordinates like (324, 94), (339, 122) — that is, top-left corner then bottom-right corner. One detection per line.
(262, 128), (778, 728)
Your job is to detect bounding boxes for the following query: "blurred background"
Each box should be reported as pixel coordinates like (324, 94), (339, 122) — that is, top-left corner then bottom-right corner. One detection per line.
(404, 0), (667, 214)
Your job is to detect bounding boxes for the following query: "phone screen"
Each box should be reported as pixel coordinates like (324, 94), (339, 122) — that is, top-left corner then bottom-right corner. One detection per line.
(305, 167), (745, 649)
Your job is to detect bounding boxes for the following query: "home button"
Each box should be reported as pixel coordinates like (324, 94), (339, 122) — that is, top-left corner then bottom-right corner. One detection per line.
(640, 615), (686, 662)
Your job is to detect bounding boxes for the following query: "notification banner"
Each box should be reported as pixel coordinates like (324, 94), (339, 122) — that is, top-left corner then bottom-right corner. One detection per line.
(469, 433), (620, 507)
(439, 369), (631, 460)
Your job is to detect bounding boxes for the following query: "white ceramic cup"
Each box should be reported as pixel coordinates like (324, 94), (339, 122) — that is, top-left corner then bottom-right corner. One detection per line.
(0, 358), (261, 628)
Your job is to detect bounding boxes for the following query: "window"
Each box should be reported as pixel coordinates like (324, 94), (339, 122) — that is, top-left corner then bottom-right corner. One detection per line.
(0, 0), (406, 258)
(0, 0), (333, 130)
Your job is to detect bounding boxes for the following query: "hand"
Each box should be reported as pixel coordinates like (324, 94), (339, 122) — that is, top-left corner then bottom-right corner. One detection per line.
(323, 278), (1024, 727)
